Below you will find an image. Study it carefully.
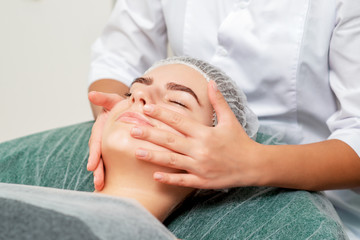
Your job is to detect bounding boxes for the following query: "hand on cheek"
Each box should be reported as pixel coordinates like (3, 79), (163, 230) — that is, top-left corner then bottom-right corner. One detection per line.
(131, 81), (263, 189)
(87, 91), (124, 191)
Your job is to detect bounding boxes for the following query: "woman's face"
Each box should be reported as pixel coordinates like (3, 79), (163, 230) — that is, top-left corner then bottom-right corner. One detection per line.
(102, 64), (213, 159)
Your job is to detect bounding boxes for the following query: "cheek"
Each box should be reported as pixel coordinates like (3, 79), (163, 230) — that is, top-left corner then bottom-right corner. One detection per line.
(199, 107), (214, 126)
(195, 98), (214, 126)
(175, 106), (214, 127)
(108, 100), (131, 120)
(102, 125), (133, 160)
(102, 123), (172, 162)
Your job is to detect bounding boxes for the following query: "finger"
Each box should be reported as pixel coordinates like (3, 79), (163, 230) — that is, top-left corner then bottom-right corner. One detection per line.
(93, 158), (105, 191)
(142, 104), (207, 137)
(87, 136), (101, 171)
(87, 113), (107, 171)
(208, 80), (236, 125)
(87, 140), (101, 171)
(135, 148), (195, 172)
(88, 91), (124, 111)
(131, 126), (193, 155)
(153, 172), (204, 188)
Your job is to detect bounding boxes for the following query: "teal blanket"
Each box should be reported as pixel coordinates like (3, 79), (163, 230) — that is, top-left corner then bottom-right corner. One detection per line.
(0, 183), (175, 240)
(0, 122), (348, 239)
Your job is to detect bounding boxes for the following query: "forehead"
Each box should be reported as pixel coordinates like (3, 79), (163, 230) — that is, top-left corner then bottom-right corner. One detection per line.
(142, 63), (208, 91)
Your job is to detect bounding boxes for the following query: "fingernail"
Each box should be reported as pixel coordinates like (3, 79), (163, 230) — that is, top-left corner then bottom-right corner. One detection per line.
(88, 91), (97, 96)
(131, 127), (143, 137)
(94, 176), (97, 184)
(136, 149), (148, 157)
(154, 173), (163, 180)
(143, 104), (154, 113)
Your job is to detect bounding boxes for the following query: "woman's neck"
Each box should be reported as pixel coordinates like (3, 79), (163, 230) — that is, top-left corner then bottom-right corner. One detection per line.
(95, 154), (194, 222)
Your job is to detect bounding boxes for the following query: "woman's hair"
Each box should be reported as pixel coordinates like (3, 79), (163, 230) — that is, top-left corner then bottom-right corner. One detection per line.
(145, 56), (259, 139)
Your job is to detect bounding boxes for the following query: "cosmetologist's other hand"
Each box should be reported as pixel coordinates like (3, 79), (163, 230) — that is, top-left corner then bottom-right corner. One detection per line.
(87, 91), (124, 190)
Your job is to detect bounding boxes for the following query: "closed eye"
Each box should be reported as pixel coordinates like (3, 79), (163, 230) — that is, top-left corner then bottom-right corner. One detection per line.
(169, 100), (187, 108)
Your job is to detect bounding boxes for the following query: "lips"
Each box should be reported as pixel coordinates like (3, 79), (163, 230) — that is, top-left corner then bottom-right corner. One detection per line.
(116, 112), (153, 127)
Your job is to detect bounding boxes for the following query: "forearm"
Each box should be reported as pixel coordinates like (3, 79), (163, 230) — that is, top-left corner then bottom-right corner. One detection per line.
(88, 79), (129, 118)
(259, 139), (360, 191)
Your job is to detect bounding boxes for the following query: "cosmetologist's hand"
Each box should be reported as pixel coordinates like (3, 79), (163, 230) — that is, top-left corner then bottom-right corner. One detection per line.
(87, 91), (124, 190)
(131, 81), (264, 189)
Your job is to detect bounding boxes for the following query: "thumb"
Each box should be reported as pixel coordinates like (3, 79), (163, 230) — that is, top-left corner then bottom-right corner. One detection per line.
(208, 80), (236, 125)
(88, 91), (124, 110)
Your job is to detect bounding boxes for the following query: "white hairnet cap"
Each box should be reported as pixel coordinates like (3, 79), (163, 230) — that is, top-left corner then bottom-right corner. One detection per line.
(145, 56), (259, 139)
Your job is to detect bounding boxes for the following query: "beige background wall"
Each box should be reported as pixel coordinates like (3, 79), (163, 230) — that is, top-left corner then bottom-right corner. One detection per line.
(0, 0), (113, 142)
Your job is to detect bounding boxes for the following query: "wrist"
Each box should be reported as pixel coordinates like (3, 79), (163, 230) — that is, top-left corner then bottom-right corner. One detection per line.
(250, 143), (274, 187)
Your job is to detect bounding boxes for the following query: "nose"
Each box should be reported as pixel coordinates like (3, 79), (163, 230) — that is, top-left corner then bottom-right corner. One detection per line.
(129, 88), (153, 106)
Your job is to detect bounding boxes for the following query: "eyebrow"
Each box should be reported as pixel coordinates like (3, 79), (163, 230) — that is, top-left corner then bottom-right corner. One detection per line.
(131, 77), (201, 105)
(131, 77), (153, 86)
(166, 82), (201, 105)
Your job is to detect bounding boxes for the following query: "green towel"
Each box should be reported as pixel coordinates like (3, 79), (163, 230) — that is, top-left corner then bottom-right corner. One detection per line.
(0, 122), (348, 239)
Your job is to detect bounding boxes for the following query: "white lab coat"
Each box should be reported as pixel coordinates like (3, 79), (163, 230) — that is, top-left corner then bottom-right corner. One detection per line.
(89, 0), (360, 238)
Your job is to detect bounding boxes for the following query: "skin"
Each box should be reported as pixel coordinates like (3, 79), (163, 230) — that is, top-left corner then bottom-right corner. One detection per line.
(88, 79), (129, 190)
(88, 79), (129, 119)
(93, 64), (213, 221)
(88, 69), (360, 192)
(132, 102), (360, 190)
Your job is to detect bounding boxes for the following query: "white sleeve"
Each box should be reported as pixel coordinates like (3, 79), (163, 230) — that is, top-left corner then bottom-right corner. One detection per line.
(327, 0), (360, 157)
(88, 0), (167, 87)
